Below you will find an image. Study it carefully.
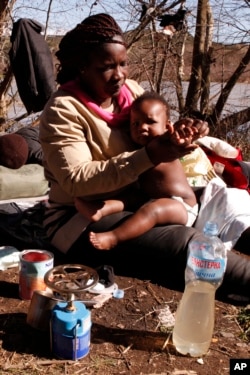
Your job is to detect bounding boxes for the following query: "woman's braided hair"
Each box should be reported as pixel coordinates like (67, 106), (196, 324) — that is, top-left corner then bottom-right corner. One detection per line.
(56, 13), (126, 84)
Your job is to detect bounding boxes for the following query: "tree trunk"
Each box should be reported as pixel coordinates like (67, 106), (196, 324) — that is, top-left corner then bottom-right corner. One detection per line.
(217, 107), (250, 135)
(176, 32), (188, 114)
(0, 0), (16, 120)
(200, 1), (213, 114)
(156, 38), (170, 93)
(185, 0), (210, 115)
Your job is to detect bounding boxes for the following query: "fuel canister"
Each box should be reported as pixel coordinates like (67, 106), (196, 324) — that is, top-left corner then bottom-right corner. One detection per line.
(51, 300), (91, 360)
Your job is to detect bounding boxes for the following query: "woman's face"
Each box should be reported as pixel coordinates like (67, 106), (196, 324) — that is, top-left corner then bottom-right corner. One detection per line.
(80, 36), (128, 107)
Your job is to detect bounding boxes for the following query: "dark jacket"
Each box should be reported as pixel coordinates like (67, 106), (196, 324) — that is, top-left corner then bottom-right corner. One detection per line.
(9, 18), (56, 113)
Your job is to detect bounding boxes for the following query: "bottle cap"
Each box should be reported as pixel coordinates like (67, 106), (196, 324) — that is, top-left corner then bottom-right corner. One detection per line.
(203, 221), (218, 236)
(113, 289), (124, 299)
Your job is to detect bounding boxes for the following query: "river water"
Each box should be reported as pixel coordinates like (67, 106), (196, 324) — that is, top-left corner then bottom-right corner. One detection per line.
(141, 81), (250, 125)
(6, 80), (250, 132)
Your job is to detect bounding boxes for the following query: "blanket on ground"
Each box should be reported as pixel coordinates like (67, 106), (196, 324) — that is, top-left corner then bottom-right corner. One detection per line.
(0, 199), (51, 250)
(0, 164), (49, 200)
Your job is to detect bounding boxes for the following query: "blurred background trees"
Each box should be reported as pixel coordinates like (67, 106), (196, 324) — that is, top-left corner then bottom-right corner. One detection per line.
(0, 0), (249, 155)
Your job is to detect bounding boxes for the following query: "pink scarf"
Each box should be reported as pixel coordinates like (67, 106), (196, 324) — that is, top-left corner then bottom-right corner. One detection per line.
(60, 79), (133, 127)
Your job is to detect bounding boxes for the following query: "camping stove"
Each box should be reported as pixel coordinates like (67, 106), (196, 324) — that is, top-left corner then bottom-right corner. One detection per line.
(44, 264), (99, 360)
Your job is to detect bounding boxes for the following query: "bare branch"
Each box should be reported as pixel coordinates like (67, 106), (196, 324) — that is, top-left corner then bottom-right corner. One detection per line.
(209, 45), (250, 126)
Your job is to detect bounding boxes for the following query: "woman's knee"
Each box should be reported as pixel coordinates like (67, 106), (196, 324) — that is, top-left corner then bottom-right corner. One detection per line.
(87, 211), (134, 232)
(234, 227), (250, 255)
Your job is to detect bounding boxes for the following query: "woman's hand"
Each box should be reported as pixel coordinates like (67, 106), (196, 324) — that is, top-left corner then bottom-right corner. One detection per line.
(173, 118), (209, 145)
(145, 118), (209, 166)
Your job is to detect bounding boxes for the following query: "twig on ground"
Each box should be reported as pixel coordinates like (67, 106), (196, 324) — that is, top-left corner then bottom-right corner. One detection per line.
(117, 345), (132, 370)
(161, 331), (172, 351)
(210, 346), (234, 356)
(147, 283), (163, 304)
(122, 343), (133, 354)
(134, 308), (157, 323)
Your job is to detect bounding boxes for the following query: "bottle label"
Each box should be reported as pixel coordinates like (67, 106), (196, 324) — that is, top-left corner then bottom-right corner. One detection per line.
(187, 254), (226, 281)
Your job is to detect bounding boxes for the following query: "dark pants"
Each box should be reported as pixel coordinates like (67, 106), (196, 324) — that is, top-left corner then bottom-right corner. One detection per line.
(66, 211), (250, 302)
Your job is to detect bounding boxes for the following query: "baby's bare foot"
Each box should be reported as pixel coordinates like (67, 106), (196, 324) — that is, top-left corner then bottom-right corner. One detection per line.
(89, 231), (118, 250)
(75, 198), (104, 222)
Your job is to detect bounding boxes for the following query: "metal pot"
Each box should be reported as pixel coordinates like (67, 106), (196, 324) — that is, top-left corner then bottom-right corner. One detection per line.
(26, 290), (62, 331)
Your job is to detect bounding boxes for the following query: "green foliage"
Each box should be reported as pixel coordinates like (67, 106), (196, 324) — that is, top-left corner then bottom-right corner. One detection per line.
(237, 306), (250, 341)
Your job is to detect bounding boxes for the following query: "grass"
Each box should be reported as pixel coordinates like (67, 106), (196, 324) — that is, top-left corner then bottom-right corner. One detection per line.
(237, 306), (250, 341)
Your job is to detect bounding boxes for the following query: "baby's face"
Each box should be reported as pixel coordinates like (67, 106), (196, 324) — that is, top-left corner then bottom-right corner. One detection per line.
(130, 99), (169, 146)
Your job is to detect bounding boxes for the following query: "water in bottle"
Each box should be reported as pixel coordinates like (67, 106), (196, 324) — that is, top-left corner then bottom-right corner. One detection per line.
(172, 281), (215, 357)
(172, 221), (227, 357)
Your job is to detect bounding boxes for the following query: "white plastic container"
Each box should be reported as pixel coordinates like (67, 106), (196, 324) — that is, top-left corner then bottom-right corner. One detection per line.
(0, 246), (20, 270)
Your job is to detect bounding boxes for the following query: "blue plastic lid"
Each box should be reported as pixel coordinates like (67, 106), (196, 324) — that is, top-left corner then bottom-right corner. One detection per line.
(203, 221), (219, 236)
(113, 289), (124, 299)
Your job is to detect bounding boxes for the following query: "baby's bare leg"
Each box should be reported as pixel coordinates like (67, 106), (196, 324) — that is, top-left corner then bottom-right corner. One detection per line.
(75, 197), (125, 222)
(89, 198), (188, 250)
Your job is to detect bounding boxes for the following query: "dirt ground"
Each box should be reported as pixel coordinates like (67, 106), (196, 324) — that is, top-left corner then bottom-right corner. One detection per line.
(0, 262), (249, 375)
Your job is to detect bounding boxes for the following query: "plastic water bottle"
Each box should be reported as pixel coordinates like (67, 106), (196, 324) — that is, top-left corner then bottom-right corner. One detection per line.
(172, 221), (227, 357)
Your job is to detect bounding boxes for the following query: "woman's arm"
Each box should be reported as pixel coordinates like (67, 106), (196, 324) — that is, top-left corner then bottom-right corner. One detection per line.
(145, 118), (209, 166)
(40, 94), (154, 199)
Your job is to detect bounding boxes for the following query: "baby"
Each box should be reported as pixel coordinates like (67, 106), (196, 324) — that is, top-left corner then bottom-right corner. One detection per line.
(75, 91), (198, 250)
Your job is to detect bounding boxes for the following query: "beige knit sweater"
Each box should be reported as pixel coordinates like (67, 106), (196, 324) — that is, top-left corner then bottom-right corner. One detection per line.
(39, 79), (154, 252)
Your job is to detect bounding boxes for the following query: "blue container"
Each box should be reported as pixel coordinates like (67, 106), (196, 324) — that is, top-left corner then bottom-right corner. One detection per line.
(51, 301), (91, 360)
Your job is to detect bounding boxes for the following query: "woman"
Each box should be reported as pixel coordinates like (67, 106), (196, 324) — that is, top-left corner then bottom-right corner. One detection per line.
(39, 13), (250, 301)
